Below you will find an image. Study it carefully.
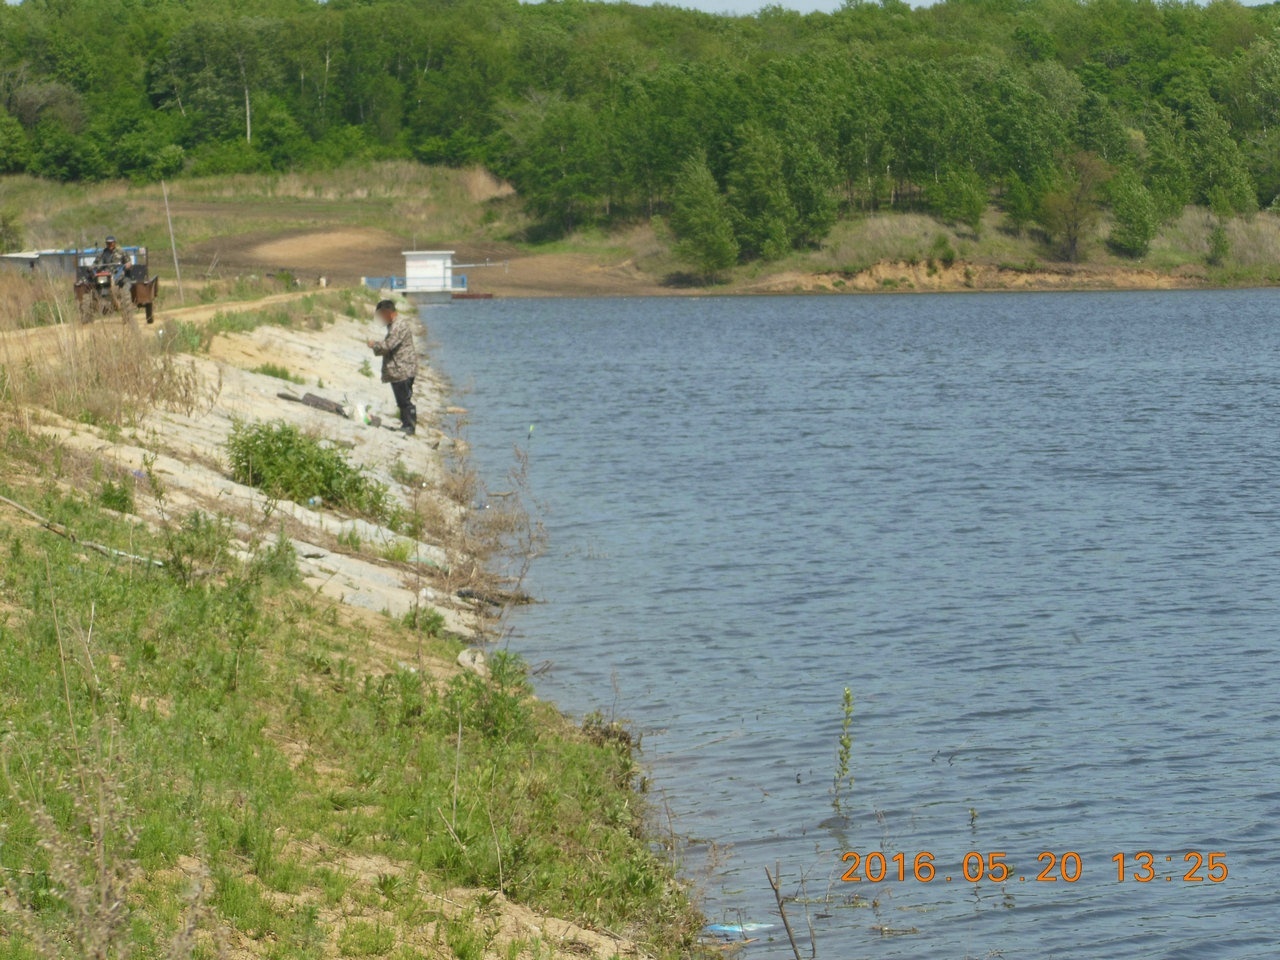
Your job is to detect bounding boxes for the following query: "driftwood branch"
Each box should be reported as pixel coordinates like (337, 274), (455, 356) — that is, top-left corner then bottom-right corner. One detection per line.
(0, 494), (164, 568)
(456, 586), (536, 607)
(764, 863), (804, 960)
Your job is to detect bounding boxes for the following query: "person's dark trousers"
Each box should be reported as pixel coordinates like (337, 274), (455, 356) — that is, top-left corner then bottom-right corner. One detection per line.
(391, 378), (416, 434)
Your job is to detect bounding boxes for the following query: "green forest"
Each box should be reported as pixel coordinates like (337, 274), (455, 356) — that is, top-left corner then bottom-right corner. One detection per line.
(2, 0), (1280, 269)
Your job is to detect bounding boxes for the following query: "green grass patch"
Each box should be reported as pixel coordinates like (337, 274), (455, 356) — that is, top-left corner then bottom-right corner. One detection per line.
(251, 363), (306, 384)
(226, 419), (395, 523)
(0, 448), (701, 958)
(97, 478), (136, 514)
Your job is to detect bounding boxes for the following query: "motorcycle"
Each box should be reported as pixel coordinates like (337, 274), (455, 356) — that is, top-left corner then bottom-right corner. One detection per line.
(73, 247), (159, 324)
(76, 262), (131, 321)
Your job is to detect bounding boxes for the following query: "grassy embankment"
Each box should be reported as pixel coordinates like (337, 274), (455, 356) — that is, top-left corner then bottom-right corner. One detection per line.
(739, 205), (1280, 292)
(5, 162), (1280, 297)
(0, 270), (704, 959)
(0, 164), (510, 257)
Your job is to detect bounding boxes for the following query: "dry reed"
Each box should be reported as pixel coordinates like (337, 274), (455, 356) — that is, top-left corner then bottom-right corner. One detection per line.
(0, 272), (214, 427)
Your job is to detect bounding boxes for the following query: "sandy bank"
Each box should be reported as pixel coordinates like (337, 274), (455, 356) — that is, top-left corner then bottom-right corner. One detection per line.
(463, 254), (1230, 299)
(198, 226), (1237, 298)
(739, 258), (1213, 296)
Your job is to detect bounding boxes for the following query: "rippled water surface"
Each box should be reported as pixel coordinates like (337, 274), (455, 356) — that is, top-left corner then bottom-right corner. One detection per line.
(429, 291), (1280, 959)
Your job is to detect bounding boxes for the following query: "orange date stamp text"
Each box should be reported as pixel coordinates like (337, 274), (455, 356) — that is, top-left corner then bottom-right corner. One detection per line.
(839, 850), (1228, 884)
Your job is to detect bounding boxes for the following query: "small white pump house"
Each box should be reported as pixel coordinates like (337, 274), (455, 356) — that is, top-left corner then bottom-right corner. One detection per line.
(402, 250), (456, 304)
(362, 250), (471, 304)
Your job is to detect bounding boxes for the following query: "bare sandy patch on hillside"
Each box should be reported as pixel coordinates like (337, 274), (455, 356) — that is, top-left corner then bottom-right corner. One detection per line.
(184, 228), (407, 283)
(245, 228), (407, 275)
(467, 252), (675, 298)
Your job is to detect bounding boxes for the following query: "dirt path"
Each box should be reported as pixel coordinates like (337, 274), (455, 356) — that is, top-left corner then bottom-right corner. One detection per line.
(0, 290), (320, 364)
(160, 289), (317, 325)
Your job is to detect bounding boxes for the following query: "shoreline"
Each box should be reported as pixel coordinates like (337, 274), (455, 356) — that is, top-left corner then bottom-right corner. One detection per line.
(0, 287), (706, 958)
(8, 168), (1276, 304)
(460, 255), (1257, 300)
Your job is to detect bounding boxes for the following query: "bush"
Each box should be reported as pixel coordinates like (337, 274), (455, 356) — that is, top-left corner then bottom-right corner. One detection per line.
(225, 420), (394, 521)
(162, 509), (234, 585)
(929, 168), (986, 237)
(1107, 169), (1158, 258)
(98, 479), (135, 514)
(1207, 224), (1230, 266)
(403, 605), (445, 635)
(251, 532), (300, 585)
(0, 210), (21, 251)
(930, 233), (957, 268)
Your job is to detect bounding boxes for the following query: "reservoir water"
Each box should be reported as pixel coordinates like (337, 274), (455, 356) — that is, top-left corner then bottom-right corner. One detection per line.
(429, 291), (1280, 959)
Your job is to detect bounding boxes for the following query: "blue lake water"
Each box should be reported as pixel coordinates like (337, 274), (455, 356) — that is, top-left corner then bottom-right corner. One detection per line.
(429, 291), (1280, 959)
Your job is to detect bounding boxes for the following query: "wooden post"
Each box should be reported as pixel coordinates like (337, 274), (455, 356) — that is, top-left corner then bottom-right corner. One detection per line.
(161, 180), (184, 304)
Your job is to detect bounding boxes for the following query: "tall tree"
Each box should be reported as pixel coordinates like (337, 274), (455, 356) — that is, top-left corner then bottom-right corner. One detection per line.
(1038, 150), (1112, 261)
(669, 153), (739, 279)
(1107, 167), (1159, 257)
(1184, 92), (1257, 214)
(725, 124), (797, 261)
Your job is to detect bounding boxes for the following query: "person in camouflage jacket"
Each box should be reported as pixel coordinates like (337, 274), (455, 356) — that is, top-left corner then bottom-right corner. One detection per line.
(92, 236), (132, 287)
(367, 299), (418, 436)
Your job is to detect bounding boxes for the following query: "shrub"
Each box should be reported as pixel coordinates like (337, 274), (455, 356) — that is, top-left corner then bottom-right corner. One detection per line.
(929, 168), (986, 237)
(162, 509), (233, 585)
(929, 233), (957, 268)
(98, 478), (135, 514)
(0, 210), (21, 251)
(443, 651), (532, 744)
(1207, 224), (1230, 266)
(161, 320), (205, 353)
(1108, 169), (1158, 258)
(251, 532), (300, 585)
(226, 420), (394, 521)
(402, 605), (445, 635)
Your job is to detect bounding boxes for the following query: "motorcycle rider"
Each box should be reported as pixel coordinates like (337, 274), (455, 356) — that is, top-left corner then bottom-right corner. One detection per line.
(92, 236), (132, 289)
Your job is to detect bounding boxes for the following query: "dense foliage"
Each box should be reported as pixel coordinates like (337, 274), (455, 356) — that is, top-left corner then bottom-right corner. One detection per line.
(2, 0), (1279, 262)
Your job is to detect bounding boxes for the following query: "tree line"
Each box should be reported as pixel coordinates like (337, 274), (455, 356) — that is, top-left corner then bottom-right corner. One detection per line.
(1, 0), (1279, 269)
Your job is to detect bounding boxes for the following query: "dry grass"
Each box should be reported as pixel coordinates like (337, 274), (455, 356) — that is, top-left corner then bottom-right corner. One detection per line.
(399, 411), (543, 619)
(1224, 211), (1280, 269)
(0, 176), (145, 253)
(1145, 207), (1280, 275)
(766, 203), (1280, 285)
(0, 163), (523, 261)
(0, 273), (216, 427)
(167, 162), (511, 205)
